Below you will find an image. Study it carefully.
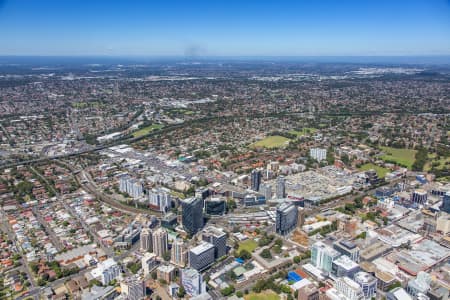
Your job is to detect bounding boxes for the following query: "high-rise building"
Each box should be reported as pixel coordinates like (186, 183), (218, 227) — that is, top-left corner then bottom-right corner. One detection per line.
(202, 226), (227, 259)
(205, 197), (226, 215)
(333, 239), (360, 262)
(260, 184), (273, 200)
(311, 241), (340, 274)
(181, 197), (204, 235)
(276, 203), (298, 235)
(147, 187), (172, 213)
(335, 277), (364, 300)
(182, 268), (206, 297)
(309, 148), (327, 162)
(441, 191), (450, 213)
(297, 207), (305, 227)
(331, 255), (360, 278)
(298, 284), (319, 300)
(251, 169), (262, 191)
(161, 212), (178, 230)
(152, 228), (168, 258)
(140, 227), (153, 252)
(354, 271), (378, 299)
(171, 239), (188, 267)
(411, 189), (428, 205)
(342, 217), (358, 237)
(141, 253), (158, 276)
(120, 276), (145, 300)
(276, 176), (286, 199)
(119, 176), (144, 199)
(157, 265), (175, 283)
(90, 258), (121, 285)
(189, 242), (215, 271)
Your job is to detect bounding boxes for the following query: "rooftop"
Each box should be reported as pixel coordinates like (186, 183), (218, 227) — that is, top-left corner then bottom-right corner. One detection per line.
(190, 242), (215, 255)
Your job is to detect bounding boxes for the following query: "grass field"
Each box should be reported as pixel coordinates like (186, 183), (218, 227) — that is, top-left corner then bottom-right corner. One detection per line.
(132, 124), (163, 137)
(380, 146), (416, 169)
(289, 127), (317, 137)
(358, 163), (389, 178)
(238, 239), (258, 253)
(250, 136), (290, 148)
(245, 291), (280, 300)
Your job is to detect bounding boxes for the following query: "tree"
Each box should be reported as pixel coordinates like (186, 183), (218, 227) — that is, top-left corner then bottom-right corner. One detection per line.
(221, 285), (235, 296)
(151, 271), (157, 280)
(293, 256), (301, 264)
(326, 146), (335, 165)
(238, 249), (252, 260)
(260, 249), (272, 259)
(236, 291), (243, 297)
(177, 285), (186, 298)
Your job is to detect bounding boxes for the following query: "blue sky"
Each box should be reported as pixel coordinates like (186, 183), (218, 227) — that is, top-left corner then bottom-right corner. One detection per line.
(0, 0), (449, 56)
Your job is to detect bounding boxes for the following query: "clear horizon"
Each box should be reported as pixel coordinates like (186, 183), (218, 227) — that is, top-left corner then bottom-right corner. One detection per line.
(1, 0), (449, 56)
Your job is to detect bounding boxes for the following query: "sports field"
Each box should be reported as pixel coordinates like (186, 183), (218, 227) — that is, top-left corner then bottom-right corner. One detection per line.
(132, 124), (163, 137)
(380, 146), (416, 169)
(245, 291), (280, 300)
(250, 136), (290, 148)
(289, 127), (317, 137)
(358, 163), (389, 178)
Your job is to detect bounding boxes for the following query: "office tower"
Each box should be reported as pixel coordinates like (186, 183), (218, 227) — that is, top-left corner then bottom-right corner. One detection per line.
(195, 187), (210, 200)
(243, 194), (266, 206)
(120, 276), (145, 300)
(141, 253), (158, 276)
(365, 169), (379, 185)
(90, 258), (121, 285)
(354, 272), (378, 299)
(298, 284), (319, 300)
(309, 148), (327, 162)
(411, 189), (427, 205)
(440, 191), (450, 213)
(202, 226), (227, 259)
(297, 207), (305, 227)
(205, 197), (226, 215)
(148, 187), (172, 213)
(140, 227), (153, 252)
(335, 277), (365, 300)
(181, 268), (206, 297)
(251, 169), (262, 191)
(260, 184), (272, 200)
(311, 241), (340, 274)
(333, 239), (360, 262)
(181, 197), (204, 235)
(331, 255), (360, 278)
(161, 212), (178, 230)
(171, 239), (188, 267)
(152, 228), (168, 258)
(188, 242), (215, 271)
(276, 203), (298, 235)
(276, 176), (286, 198)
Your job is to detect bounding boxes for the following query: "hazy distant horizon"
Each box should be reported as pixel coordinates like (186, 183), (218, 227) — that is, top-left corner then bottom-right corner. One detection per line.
(1, 55), (449, 66)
